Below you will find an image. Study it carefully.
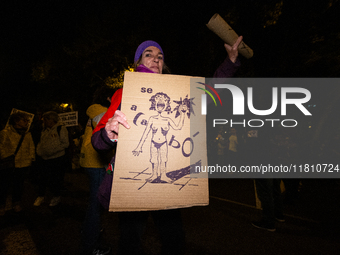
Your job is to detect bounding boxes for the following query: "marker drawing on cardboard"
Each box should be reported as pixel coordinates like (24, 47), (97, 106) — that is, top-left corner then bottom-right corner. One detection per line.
(110, 72), (208, 212)
(131, 92), (195, 185)
(120, 91), (200, 191)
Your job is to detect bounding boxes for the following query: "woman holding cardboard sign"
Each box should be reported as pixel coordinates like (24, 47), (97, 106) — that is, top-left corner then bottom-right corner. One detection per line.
(92, 38), (242, 254)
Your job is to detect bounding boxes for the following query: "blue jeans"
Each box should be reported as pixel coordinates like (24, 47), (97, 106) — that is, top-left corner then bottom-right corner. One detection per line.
(81, 167), (106, 253)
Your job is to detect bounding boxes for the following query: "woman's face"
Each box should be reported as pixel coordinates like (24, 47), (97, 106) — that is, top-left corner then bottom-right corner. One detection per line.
(43, 118), (55, 129)
(140, 46), (164, 74)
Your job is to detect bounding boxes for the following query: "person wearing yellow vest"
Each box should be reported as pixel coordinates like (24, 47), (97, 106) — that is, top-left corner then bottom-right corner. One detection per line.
(79, 85), (116, 255)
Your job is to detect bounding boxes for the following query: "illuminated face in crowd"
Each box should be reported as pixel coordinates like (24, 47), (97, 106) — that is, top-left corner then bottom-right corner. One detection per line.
(140, 46), (164, 74)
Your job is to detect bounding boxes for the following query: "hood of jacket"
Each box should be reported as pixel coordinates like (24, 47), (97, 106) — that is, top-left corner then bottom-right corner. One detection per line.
(86, 104), (108, 120)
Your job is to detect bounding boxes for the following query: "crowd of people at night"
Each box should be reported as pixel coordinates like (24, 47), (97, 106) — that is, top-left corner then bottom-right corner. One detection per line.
(1, 36), (339, 255)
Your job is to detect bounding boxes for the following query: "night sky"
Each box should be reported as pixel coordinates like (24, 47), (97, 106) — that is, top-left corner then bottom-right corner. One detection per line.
(1, 1), (215, 78)
(0, 0), (339, 128)
(1, 1), (217, 113)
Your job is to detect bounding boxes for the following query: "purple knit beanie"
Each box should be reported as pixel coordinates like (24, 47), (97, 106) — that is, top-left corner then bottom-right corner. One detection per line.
(134, 40), (164, 62)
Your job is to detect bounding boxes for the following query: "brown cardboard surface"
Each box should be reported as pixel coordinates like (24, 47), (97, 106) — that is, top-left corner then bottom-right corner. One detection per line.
(109, 72), (209, 212)
(207, 13), (253, 59)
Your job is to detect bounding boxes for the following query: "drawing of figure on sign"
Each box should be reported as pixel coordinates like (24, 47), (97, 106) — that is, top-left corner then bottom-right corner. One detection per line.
(132, 92), (190, 183)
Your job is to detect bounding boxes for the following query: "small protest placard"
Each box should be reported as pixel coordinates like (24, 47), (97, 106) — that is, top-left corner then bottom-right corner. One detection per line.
(6, 108), (34, 131)
(58, 111), (78, 127)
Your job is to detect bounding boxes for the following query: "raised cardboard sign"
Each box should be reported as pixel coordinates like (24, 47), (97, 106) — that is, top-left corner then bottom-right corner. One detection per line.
(58, 111), (78, 127)
(207, 13), (254, 59)
(110, 72), (209, 212)
(6, 108), (34, 131)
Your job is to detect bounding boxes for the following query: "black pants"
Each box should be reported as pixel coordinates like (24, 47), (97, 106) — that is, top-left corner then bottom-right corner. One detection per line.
(0, 167), (28, 207)
(118, 209), (185, 255)
(37, 156), (66, 197)
(255, 179), (284, 224)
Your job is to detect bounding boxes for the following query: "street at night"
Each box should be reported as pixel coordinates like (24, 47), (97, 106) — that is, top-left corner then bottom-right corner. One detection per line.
(1, 1), (339, 254)
(0, 172), (339, 254)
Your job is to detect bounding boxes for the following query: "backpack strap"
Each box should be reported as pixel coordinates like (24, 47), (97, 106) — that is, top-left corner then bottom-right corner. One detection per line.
(57, 125), (62, 137)
(14, 133), (26, 155)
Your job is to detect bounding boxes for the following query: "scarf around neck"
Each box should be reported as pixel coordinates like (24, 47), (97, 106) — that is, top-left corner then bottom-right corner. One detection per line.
(135, 64), (157, 73)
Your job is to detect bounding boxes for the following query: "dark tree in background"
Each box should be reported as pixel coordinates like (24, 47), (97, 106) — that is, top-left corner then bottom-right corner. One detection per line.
(0, 0), (339, 135)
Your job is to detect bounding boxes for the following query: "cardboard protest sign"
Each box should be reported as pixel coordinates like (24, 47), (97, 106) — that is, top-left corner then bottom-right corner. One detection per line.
(110, 72), (209, 212)
(207, 13), (253, 59)
(58, 111), (78, 127)
(6, 108), (34, 131)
